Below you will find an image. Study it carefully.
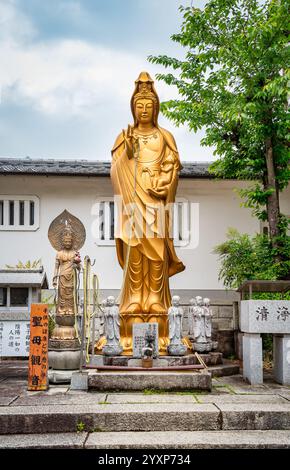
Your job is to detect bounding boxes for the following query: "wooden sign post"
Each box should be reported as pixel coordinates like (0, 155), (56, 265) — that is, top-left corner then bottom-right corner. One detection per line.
(27, 304), (49, 391)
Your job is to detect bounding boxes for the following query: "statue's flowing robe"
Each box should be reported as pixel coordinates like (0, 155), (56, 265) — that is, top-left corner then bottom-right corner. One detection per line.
(111, 126), (185, 287)
(56, 250), (75, 314)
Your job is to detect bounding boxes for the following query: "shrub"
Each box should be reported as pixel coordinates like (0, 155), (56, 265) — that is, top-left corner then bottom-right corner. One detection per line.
(214, 228), (290, 289)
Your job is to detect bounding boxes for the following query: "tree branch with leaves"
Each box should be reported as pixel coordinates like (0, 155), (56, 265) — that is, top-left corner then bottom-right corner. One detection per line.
(149, 0), (289, 274)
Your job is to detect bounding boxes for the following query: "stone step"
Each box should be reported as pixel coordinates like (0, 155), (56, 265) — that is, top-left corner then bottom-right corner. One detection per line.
(88, 371), (212, 392)
(208, 363), (240, 377)
(86, 362), (239, 381)
(86, 430), (290, 449)
(1, 430), (290, 449)
(85, 364), (240, 392)
(0, 403), (219, 434)
(97, 353), (224, 367)
(1, 402), (290, 434)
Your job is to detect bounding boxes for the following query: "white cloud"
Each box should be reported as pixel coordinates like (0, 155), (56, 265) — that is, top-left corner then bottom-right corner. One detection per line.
(0, 0), (214, 161)
(0, 0), (182, 118)
(0, 35), (181, 118)
(0, 0), (36, 42)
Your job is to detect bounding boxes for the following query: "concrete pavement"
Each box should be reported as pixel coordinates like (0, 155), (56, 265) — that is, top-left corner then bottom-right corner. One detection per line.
(0, 360), (290, 448)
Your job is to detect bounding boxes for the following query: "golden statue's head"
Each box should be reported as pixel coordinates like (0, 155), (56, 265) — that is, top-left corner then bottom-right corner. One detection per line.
(131, 71), (160, 127)
(61, 225), (74, 250)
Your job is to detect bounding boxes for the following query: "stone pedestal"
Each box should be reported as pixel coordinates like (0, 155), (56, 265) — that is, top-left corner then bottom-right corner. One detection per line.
(168, 343), (187, 356)
(48, 338), (81, 371)
(103, 343), (123, 356)
(240, 300), (290, 385)
(193, 342), (212, 353)
(48, 349), (81, 370)
(243, 333), (263, 385)
(273, 334), (290, 385)
(48, 315), (81, 383)
(70, 371), (89, 391)
(48, 369), (76, 384)
(90, 352), (223, 367)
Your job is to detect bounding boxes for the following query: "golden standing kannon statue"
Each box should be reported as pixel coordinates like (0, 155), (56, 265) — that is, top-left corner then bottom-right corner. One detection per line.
(111, 71), (185, 355)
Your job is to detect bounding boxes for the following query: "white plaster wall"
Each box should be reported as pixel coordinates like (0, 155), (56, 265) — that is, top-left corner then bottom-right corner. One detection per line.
(0, 174), (289, 291)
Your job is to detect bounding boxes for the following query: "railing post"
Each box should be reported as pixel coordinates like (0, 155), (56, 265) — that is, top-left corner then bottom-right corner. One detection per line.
(79, 300), (86, 372)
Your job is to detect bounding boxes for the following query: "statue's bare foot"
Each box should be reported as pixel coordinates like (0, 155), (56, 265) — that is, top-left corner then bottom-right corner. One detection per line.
(120, 302), (142, 314)
(143, 294), (166, 314)
(150, 303), (167, 314)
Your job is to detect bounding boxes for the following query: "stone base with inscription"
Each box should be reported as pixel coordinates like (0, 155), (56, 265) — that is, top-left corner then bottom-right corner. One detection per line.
(132, 322), (159, 358)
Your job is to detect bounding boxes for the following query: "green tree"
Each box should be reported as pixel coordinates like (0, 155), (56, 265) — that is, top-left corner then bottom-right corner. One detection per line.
(149, 0), (290, 262)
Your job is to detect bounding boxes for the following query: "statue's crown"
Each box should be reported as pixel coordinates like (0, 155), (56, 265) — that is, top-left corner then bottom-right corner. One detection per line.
(134, 71), (155, 97)
(135, 71), (154, 84)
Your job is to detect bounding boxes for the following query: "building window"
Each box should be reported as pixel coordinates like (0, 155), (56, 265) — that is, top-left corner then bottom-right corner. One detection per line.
(94, 198), (193, 247)
(30, 201), (35, 226)
(0, 196), (39, 231)
(0, 288), (7, 307)
(99, 200), (115, 241)
(0, 201), (3, 225)
(9, 201), (14, 225)
(19, 201), (25, 226)
(10, 288), (28, 306)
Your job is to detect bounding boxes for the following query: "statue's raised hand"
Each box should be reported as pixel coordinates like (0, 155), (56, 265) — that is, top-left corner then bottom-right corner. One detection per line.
(122, 125), (138, 160)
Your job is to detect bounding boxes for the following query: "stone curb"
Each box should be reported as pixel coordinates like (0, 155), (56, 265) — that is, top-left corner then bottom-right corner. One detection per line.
(85, 430), (290, 449)
(1, 430), (290, 449)
(216, 403), (290, 430)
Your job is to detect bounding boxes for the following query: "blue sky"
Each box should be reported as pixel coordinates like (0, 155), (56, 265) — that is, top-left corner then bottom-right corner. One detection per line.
(0, 0), (213, 161)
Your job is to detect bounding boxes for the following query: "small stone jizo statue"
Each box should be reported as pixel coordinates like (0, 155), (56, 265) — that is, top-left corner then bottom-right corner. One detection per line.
(102, 296), (123, 356)
(191, 296), (214, 352)
(168, 295), (187, 356)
